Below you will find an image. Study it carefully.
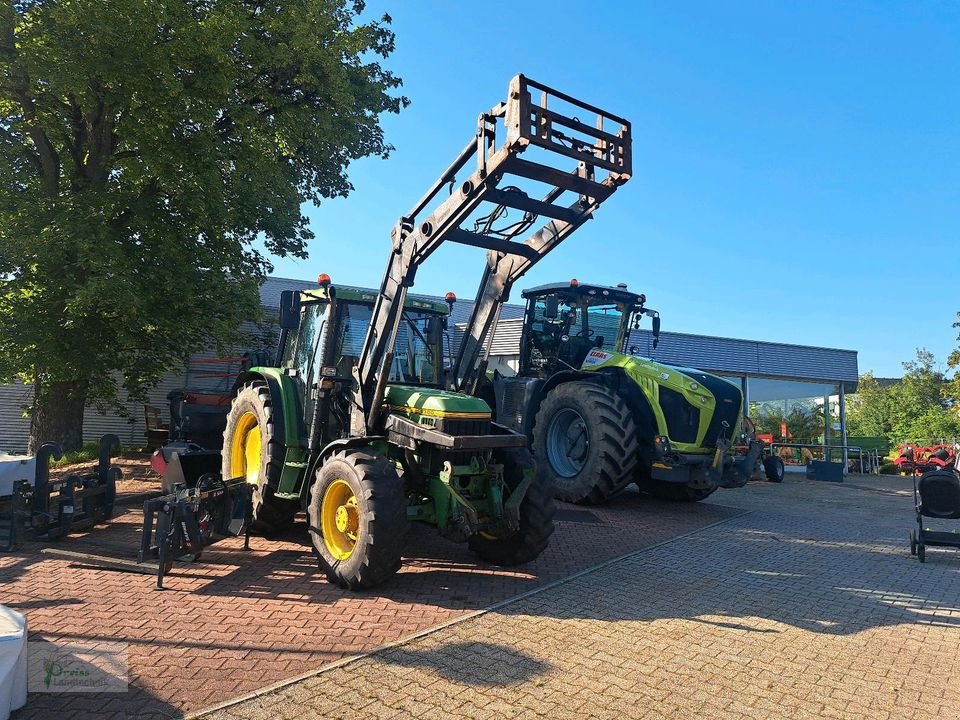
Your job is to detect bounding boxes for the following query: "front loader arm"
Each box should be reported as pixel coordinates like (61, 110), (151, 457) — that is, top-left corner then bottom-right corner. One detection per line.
(352, 74), (632, 435)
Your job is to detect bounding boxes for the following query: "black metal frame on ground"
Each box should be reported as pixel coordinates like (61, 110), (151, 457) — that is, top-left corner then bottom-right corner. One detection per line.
(138, 475), (253, 589)
(0, 435), (120, 550)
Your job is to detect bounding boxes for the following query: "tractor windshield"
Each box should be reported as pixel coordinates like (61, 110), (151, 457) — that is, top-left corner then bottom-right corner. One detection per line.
(585, 303), (625, 349)
(333, 302), (444, 386)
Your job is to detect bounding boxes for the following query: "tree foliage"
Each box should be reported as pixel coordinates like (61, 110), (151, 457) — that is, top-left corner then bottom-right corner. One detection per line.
(0, 0), (407, 449)
(949, 310), (960, 402)
(847, 349), (960, 446)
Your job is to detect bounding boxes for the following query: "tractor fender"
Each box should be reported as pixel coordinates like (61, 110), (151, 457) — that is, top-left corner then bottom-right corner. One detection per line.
(523, 370), (595, 439)
(307, 437), (389, 492)
(230, 369), (305, 454)
(539, 367), (660, 437)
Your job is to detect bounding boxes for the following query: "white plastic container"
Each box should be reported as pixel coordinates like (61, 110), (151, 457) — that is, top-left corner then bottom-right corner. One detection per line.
(0, 605), (27, 720)
(0, 455), (35, 498)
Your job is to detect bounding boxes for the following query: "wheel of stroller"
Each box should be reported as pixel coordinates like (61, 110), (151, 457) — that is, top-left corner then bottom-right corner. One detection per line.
(918, 543), (926, 563)
(910, 530), (917, 556)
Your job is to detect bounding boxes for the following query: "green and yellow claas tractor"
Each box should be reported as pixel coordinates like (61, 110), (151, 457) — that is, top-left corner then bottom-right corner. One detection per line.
(222, 281), (553, 589)
(488, 280), (762, 504)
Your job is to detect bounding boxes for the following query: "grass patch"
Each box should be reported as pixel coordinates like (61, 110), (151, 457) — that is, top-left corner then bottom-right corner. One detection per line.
(50, 442), (111, 467)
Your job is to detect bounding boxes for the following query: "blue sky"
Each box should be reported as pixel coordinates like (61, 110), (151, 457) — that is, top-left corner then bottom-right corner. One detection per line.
(268, 1), (959, 378)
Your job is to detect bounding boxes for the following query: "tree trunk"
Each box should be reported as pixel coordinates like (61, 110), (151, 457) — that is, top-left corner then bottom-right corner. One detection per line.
(29, 378), (88, 454)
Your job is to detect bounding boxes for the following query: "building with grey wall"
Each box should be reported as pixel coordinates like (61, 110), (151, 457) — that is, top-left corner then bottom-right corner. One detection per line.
(0, 276), (858, 454)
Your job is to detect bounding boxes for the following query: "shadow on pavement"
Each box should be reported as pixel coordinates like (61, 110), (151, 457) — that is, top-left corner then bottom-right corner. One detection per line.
(377, 640), (552, 686)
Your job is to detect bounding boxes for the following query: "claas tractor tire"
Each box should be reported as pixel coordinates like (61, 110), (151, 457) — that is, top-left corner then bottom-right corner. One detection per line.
(222, 381), (299, 533)
(468, 447), (555, 565)
(763, 456), (785, 483)
(532, 381), (638, 504)
(308, 449), (408, 590)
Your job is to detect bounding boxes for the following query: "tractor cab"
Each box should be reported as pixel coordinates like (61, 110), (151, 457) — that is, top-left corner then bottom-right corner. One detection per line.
(275, 277), (452, 446)
(519, 280), (658, 377)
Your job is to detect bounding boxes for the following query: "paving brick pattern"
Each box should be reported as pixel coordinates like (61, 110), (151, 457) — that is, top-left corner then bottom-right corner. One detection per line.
(200, 475), (960, 720)
(1, 485), (737, 719)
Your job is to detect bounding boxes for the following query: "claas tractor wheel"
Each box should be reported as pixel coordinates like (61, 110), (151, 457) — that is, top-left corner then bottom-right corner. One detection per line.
(222, 381), (298, 533)
(532, 381), (638, 504)
(308, 450), (408, 590)
(468, 447), (555, 566)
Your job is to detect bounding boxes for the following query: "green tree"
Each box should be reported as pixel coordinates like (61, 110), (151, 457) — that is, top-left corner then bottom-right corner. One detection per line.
(949, 311), (960, 403)
(846, 372), (894, 439)
(0, 0), (406, 450)
(848, 349), (960, 447)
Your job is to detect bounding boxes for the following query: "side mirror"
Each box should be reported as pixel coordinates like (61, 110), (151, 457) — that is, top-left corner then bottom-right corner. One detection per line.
(652, 314), (661, 349)
(279, 290), (301, 330)
(544, 297), (560, 319)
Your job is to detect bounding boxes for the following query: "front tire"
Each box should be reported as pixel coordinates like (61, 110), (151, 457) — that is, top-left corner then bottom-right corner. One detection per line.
(532, 381), (638, 504)
(763, 456), (785, 483)
(308, 449), (408, 589)
(468, 447), (555, 565)
(222, 381), (298, 533)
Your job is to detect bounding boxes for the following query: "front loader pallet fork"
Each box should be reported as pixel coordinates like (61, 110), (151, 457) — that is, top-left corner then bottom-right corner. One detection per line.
(353, 74), (633, 433)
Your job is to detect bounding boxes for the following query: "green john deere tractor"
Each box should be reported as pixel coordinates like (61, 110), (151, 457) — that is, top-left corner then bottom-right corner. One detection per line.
(217, 74), (631, 588)
(222, 283), (554, 588)
(487, 281), (762, 504)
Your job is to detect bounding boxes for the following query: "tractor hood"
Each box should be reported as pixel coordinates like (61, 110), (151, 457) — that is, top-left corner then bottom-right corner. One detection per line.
(579, 348), (743, 451)
(383, 385), (492, 420)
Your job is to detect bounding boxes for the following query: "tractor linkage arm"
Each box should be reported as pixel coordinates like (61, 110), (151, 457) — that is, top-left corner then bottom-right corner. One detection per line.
(351, 74), (632, 435)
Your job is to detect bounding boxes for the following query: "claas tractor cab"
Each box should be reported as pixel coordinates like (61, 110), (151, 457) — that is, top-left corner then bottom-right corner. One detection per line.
(486, 280), (761, 504)
(521, 280), (658, 378)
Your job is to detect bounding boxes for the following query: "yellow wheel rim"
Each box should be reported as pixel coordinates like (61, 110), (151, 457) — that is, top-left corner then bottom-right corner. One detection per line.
(321, 479), (360, 560)
(229, 411), (262, 485)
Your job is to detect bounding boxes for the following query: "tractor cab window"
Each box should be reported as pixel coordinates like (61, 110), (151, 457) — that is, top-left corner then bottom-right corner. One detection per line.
(525, 295), (582, 373)
(281, 301), (329, 413)
(332, 303), (443, 386)
(585, 303), (624, 350)
(526, 295), (577, 374)
(394, 312), (443, 385)
(334, 302), (369, 377)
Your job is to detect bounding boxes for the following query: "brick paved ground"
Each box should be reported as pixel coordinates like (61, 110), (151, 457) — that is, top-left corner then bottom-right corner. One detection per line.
(199, 474), (960, 720)
(2, 483), (737, 719)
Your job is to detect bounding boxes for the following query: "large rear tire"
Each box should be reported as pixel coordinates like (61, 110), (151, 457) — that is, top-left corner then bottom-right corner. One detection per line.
(222, 381), (298, 533)
(532, 381), (638, 504)
(308, 449), (408, 589)
(468, 447), (555, 565)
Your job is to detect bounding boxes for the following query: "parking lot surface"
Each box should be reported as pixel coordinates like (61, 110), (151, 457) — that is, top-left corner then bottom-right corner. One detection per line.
(199, 474), (960, 720)
(2, 481), (737, 719)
